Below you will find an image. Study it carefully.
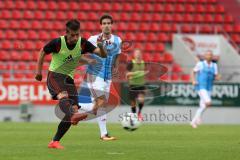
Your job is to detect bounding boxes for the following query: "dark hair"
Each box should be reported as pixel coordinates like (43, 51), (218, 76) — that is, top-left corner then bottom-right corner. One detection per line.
(66, 19), (80, 31)
(100, 14), (113, 24)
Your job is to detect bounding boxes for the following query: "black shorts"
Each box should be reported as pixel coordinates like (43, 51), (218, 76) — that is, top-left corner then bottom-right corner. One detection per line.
(47, 71), (78, 106)
(128, 85), (146, 101)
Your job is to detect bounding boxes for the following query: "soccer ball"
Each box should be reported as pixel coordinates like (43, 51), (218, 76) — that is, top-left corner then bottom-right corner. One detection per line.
(121, 113), (141, 131)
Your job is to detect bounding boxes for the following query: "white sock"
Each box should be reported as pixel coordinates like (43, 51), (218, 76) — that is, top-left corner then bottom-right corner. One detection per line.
(79, 103), (93, 112)
(192, 100), (206, 123)
(97, 108), (107, 137)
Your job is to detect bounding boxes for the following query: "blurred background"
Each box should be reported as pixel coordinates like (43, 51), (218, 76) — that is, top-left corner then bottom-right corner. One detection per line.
(0, 0), (240, 124)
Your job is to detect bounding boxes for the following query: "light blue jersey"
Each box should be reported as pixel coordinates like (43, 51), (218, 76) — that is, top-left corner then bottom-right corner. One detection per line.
(194, 61), (218, 91)
(86, 34), (121, 80)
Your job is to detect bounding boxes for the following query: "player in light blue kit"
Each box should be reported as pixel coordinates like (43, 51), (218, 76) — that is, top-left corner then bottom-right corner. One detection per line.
(78, 14), (121, 140)
(191, 50), (221, 128)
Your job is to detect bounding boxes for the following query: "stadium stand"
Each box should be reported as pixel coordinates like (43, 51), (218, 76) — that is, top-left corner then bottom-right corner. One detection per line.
(0, 0), (238, 83)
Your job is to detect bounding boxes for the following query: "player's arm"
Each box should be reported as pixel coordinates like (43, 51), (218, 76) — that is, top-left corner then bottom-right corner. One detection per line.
(82, 37), (107, 58)
(191, 62), (201, 85)
(79, 55), (97, 65)
(92, 42), (107, 58)
(214, 63), (221, 81)
(35, 49), (46, 81)
(35, 38), (59, 81)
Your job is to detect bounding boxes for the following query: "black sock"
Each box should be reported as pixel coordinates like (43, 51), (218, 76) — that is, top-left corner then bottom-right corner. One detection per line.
(131, 107), (136, 113)
(53, 120), (71, 141)
(138, 103), (144, 113)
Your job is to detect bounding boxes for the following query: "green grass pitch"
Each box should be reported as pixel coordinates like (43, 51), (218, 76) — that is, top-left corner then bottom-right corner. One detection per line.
(0, 122), (240, 160)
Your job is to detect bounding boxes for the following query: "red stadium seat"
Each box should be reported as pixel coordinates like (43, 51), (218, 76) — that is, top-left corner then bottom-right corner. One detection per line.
(200, 25), (213, 33)
(13, 41), (24, 50)
(26, 73), (35, 80)
(19, 20), (31, 29)
(185, 4), (195, 13)
(112, 3), (122, 11)
(158, 33), (168, 43)
(142, 53), (152, 62)
(172, 63), (182, 72)
(4, 1), (15, 9)
(6, 30), (16, 39)
(48, 1), (58, 10)
(16, 30), (28, 40)
(88, 12), (98, 21)
(147, 33), (158, 42)
(133, 3), (143, 12)
(1, 40), (12, 50)
(223, 24), (233, 33)
(233, 25), (240, 33)
(9, 20), (19, 29)
(164, 53), (173, 63)
(26, 1), (36, 9)
(181, 74), (190, 82)
(205, 14), (214, 23)
(101, 3), (111, 11)
(0, 20), (9, 29)
(214, 14), (224, 23)
(24, 41), (35, 50)
(66, 12), (76, 19)
(152, 13), (162, 21)
(39, 31), (50, 40)
(50, 31), (59, 39)
(171, 73), (179, 81)
(125, 32), (136, 41)
(117, 22), (127, 31)
(34, 11), (45, 20)
(2, 73), (11, 79)
(143, 3), (153, 12)
(91, 2), (101, 11)
(80, 2), (91, 11)
(28, 30), (38, 40)
(155, 43), (165, 53)
(36, 41), (44, 50)
(15, 1), (26, 9)
(37, 1), (48, 10)
(0, 30), (4, 39)
(45, 11), (56, 20)
(58, 1), (69, 10)
(41, 21), (52, 30)
(31, 21), (42, 30)
(196, 5), (205, 13)
(77, 12), (88, 21)
(130, 12), (141, 21)
(122, 3), (132, 11)
(127, 23), (138, 32)
(152, 53), (164, 63)
(56, 11), (66, 20)
(13, 62), (28, 70)
(150, 23), (159, 32)
(162, 14), (173, 22)
(29, 63), (37, 70)
(22, 52), (32, 61)
(136, 33), (145, 42)
(12, 10), (22, 19)
(14, 73), (25, 79)
(23, 11), (34, 19)
(224, 15), (234, 24)
(205, 5), (215, 14)
(153, 3), (164, 12)
(119, 12), (130, 21)
(11, 51), (22, 61)
(174, 14), (183, 23)
(194, 14), (204, 23)
(0, 10), (11, 19)
(175, 4), (184, 13)
(0, 51), (10, 61)
(69, 2), (79, 11)
(145, 43), (155, 52)
(231, 34), (240, 43)
(216, 5), (225, 14)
